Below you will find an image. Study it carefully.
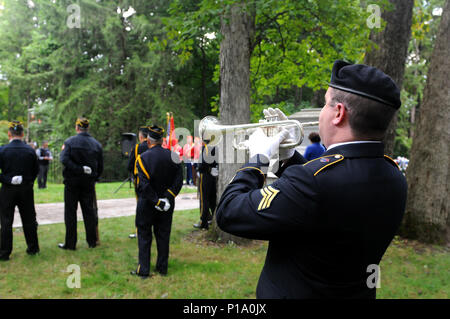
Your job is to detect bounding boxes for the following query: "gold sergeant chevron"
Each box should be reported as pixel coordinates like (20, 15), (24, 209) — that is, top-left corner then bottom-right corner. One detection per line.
(258, 186), (280, 211)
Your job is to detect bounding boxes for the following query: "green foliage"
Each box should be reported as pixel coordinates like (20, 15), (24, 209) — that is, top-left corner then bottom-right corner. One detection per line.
(393, 0), (445, 158)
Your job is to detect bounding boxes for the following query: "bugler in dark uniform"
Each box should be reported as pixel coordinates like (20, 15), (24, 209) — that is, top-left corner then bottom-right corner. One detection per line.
(216, 60), (407, 298)
(0, 121), (40, 261)
(58, 118), (103, 250)
(131, 125), (183, 278)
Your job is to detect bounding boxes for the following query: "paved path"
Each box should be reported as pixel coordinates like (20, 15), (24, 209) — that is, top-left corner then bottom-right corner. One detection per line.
(12, 193), (199, 228)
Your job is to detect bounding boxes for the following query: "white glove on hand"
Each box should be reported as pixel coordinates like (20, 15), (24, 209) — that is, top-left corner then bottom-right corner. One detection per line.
(263, 107), (296, 161)
(210, 167), (218, 177)
(247, 128), (290, 160)
(11, 176), (23, 185)
(83, 166), (92, 175)
(155, 198), (171, 212)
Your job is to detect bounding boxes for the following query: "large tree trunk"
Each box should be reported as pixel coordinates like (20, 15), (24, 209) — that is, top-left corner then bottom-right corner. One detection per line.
(399, 0), (450, 245)
(364, 0), (414, 156)
(210, 3), (254, 245)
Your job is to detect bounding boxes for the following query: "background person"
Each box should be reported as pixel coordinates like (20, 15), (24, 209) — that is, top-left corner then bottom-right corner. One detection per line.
(36, 141), (53, 189)
(58, 118), (103, 250)
(216, 60), (407, 299)
(0, 121), (40, 261)
(132, 125), (183, 278)
(303, 132), (326, 161)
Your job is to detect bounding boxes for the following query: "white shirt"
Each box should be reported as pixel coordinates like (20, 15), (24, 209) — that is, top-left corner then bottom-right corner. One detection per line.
(326, 141), (382, 151)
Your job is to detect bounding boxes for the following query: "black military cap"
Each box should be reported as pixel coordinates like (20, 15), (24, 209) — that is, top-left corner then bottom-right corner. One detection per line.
(139, 126), (149, 136)
(329, 60), (401, 109)
(76, 117), (89, 128)
(147, 125), (165, 140)
(9, 120), (24, 133)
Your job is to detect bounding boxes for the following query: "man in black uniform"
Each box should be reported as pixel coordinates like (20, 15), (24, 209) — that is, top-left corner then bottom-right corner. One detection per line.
(36, 141), (53, 189)
(127, 126), (149, 238)
(131, 125), (183, 278)
(0, 121), (40, 261)
(216, 60), (407, 299)
(58, 118), (103, 250)
(193, 143), (218, 230)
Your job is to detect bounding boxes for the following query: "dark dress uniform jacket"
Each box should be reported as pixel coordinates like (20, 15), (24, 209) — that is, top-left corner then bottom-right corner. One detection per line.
(216, 143), (407, 299)
(136, 144), (183, 207)
(60, 132), (103, 181)
(0, 140), (38, 185)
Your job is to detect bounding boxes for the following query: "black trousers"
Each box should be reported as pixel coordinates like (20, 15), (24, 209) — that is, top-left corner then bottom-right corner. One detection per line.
(63, 178), (97, 249)
(37, 165), (49, 188)
(199, 172), (217, 227)
(0, 184), (39, 258)
(135, 198), (174, 275)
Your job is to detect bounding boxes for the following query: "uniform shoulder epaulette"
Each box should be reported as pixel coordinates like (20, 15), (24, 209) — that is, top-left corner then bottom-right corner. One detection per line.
(383, 155), (401, 170)
(303, 154), (344, 176)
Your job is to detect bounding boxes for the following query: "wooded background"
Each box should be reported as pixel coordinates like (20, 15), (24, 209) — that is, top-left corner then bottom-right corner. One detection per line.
(0, 0), (448, 245)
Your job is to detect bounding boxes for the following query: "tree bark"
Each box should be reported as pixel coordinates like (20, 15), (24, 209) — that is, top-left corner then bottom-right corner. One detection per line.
(210, 3), (254, 245)
(399, 0), (450, 245)
(364, 0), (414, 156)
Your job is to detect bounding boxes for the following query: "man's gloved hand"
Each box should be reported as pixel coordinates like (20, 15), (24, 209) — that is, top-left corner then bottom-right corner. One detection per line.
(83, 166), (92, 175)
(247, 128), (289, 160)
(263, 107), (296, 161)
(210, 167), (218, 177)
(11, 176), (23, 185)
(155, 198), (171, 212)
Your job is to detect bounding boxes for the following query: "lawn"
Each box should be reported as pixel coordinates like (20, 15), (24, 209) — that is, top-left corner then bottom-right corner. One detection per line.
(0, 208), (448, 299)
(33, 182), (197, 204)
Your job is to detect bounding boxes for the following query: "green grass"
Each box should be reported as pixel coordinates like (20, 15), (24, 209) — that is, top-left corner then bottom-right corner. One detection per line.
(33, 182), (198, 204)
(0, 210), (448, 299)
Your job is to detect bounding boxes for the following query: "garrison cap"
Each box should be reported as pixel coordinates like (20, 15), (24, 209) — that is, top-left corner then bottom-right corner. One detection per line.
(329, 60), (401, 109)
(147, 125), (164, 140)
(76, 117), (89, 128)
(9, 120), (24, 133)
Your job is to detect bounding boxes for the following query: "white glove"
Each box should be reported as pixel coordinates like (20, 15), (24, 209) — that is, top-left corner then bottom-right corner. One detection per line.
(83, 166), (92, 175)
(247, 128), (289, 160)
(11, 176), (23, 185)
(197, 172), (200, 178)
(263, 107), (296, 161)
(155, 198), (171, 212)
(210, 167), (218, 177)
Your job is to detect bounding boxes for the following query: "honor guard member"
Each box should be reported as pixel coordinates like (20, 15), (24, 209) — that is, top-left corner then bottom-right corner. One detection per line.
(216, 60), (408, 299)
(36, 141), (53, 189)
(0, 121), (40, 261)
(194, 143), (218, 230)
(131, 125), (183, 278)
(58, 118), (103, 250)
(127, 126), (150, 238)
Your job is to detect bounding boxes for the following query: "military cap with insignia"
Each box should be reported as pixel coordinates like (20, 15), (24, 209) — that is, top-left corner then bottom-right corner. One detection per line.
(76, 117), (89, 128)
(9, 120), (24, 133)
(147, 125), (164, 140)
(329, 60), (401, 109)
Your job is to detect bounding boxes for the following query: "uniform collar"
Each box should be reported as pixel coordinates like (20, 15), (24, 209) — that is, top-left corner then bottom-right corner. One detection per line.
(10, 139), (23, 144)
(324, 142), (385, 158)
(78, 132), (91, 137)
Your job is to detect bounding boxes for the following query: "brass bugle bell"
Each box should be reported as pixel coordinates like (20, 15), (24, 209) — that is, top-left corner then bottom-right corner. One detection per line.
(199, 115), (319, 150)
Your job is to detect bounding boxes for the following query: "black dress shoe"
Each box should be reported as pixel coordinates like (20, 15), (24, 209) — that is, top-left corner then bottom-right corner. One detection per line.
(0, 255), (9, 261)
(130, 271), (150, 279)
(58, 243), (76, 250)
(26, 249), (40, 256)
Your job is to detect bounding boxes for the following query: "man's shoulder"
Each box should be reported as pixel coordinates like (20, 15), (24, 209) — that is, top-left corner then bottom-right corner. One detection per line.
(301, 154), (345, 177)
